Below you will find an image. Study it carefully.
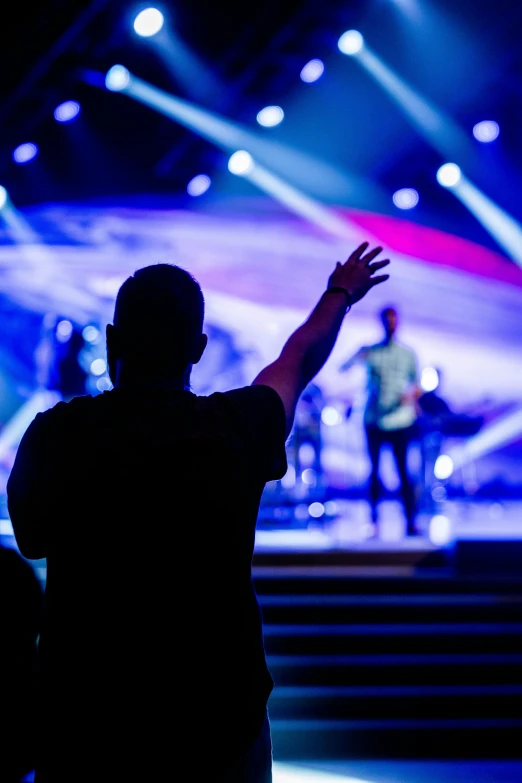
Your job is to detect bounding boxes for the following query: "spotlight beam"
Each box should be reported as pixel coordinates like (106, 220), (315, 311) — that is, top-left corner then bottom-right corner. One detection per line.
(99, 69), (374, 240)
(448, 406), (522, 471)
(0, 195), (100, 320)
(343, 48), (522, 266)
(354, 47), (472, 165)
(449, 177), (522, 266)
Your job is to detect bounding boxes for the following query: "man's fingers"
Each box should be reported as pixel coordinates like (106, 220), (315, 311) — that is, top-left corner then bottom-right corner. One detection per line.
(360, 246), (383, 265)
(369, 274), (390, 287)
(346, 242), (369, 263)
(368, 259), (390, 273)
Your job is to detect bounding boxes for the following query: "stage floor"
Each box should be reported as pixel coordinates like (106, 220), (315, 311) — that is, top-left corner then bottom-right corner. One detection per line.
(255, 499), (522, 554)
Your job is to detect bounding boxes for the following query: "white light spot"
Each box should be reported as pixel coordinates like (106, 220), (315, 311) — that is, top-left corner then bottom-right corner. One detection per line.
(393, 188), (419, 209)
(324, 500), (339, 516)
(13, 143), (38, 164)
(473, 120), (499, 143)
(256, 106), (284, 127)
(228, 150), (254, 176)
(298, 443), (316, 468)
(421, 367), (439, 392)
(294, 504), (309, 521)
(308, 502), (325, 518)
(90, 358), (107, 376)
(429, 514), (452, 546)
(54, 100), (81, 123)
(96, 376), (112, 392)
(300, 59), (324, 83)
(187, 174), (211, 197)
(0, 186), (7, 209)
(56, 320), (73, 341)
(434, 454), (454, 480)
(338, 30), (364, 55)
(321, 405), (341, 426)
(82, 325), (100, 343)
(281, 464), (296, 489)
(301, 468), (317, 486)
(133, 8), (164, 37)
(437, 162), (461, 188)
(431, 485), (447, 502)
(105, 65), (130, 92)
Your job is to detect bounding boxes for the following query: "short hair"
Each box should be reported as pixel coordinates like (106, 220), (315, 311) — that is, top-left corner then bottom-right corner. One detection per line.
(113, 264), (204, 375)
(380, 306), (397, 320)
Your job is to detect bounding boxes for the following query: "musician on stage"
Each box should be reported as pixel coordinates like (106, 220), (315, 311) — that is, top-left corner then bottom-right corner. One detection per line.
(339, 306), (421, 536)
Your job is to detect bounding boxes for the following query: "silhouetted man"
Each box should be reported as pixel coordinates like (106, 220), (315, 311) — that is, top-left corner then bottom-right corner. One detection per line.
(7, 242), (389, 782)
(0, 542), (42, 782)
(339, 306), (420, 536)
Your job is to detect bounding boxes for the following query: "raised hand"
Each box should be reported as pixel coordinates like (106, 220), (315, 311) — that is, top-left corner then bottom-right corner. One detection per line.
(328, 242), (390, 305)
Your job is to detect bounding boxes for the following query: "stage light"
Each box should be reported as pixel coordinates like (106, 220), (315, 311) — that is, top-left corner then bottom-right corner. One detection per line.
(133, 7), (164, 37)
(302, 468), (317, 486)
(100, 71), (358, 238)
(90, 358), (107, 376)
(421, 366), (439, 392)
(392, 188), (419, 209)
(434, 454), (454, 480)
(256, 106), (284, 128)
(54, 100), (81, 123)
(187, 174), (211, 196)
(324, 500), (338, 516)
(473, 120), (499, 143)
(295, 504), (309, 521)
(96, 377), (112, 392)
(338, 30), (364, 56)
(436, 162), (461, 188)
(82, 325), (100, 343)
(308, 502), (325, 518)
(300, 59), (324, 83)
(0, 186), (7, 209)
(429, 514), (451, 546)
(228, 150), (254, 176)
(56, 319), (73, 342)
(105, 65), (130, 92)
(280, 464), (296, 489)
(321, 406), (341, 426)
(13, 143), (38, 164)
(437, 169), (522, 264)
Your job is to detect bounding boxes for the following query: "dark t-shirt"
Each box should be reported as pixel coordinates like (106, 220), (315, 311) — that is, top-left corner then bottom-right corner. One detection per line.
(7, 384), (287, 780)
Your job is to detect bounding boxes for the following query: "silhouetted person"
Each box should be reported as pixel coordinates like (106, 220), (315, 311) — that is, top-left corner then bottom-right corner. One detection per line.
(339, 306), (420, 536)
(0, 542), (42, 782)
(7, 243), (389, 782)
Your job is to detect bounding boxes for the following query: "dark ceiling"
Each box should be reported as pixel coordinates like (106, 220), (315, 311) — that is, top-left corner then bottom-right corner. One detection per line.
(1, 0), (521, 254)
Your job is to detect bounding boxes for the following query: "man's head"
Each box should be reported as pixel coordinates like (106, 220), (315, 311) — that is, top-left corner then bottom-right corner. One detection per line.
(380, 306), (398, 340)
(107, 264), (207, 386)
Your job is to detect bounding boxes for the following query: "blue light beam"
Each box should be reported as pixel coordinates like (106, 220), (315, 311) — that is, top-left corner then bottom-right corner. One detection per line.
(438, 166), (522, 266)
(99, 68), (378, 238)
(343, 45), (474, 168)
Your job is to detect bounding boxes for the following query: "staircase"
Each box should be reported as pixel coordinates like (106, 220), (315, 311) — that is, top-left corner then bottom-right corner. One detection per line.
(253, 563), (522, 759)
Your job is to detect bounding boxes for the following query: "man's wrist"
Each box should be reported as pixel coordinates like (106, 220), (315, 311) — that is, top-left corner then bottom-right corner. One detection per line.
(324, 286), (353, 310)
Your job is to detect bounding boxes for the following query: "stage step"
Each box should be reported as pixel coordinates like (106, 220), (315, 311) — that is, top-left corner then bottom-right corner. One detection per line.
(269, 684), (522, 720)
(264, 622), (522, 655)
(259, 593), (522, 625)
(257, 567), (522, 758)
(270, 718), (522, 759)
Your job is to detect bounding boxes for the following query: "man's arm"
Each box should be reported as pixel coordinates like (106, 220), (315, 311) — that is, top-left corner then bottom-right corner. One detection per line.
(338, 347), (368, 373)
(253, 242), (389, 436)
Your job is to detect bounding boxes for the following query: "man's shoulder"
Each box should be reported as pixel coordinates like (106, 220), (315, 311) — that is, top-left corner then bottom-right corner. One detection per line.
(35, 394), (98, 429)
